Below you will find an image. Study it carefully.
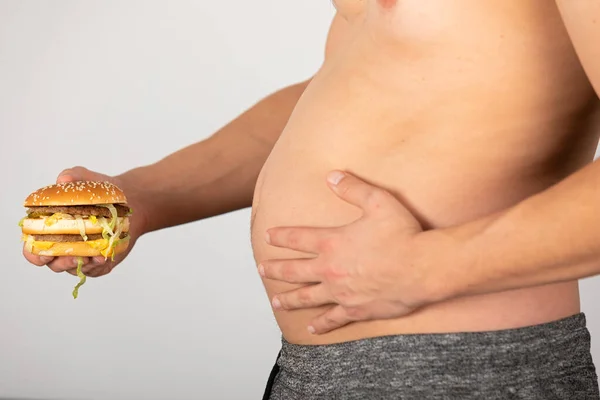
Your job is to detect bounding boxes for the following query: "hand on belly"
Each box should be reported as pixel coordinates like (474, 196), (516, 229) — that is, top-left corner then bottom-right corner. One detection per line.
(252, 162), (580, 345)
(258, 170), (441, 335)
(248, 15), (585, 344)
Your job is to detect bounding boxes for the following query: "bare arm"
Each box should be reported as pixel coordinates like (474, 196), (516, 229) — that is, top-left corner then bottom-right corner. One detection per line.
(120, 14), (350, 235)
(430, 1), (600, 300)
(22, 14), (351, 277)
(118, 81), (308, 234)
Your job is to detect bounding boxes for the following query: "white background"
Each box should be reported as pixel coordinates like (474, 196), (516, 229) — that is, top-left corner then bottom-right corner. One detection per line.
(0, 1), (598, 399)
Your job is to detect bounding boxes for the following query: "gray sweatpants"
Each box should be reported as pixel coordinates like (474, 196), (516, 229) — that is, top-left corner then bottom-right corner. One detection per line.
(263, 313), (599, 399)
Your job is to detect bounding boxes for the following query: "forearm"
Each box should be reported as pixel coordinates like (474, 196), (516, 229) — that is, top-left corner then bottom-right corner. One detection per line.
(435, 158), (600, 300)
(117, 80), (309, 234)
(440, 3), (600, 299)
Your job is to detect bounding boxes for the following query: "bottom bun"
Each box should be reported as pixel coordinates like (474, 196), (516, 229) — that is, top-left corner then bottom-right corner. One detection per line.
(29, 237), (130, 258)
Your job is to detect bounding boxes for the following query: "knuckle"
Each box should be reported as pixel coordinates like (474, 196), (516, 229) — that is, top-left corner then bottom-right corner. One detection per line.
(81, 265), (95, 274)
(48, 258), (77, 273)
(281, 263), (298, 282)
(323, 313), (338, 325)
(333, 288), (355, 306)
(332, 290), (346, 304)
(280, 265), (293, 282)
(47, 264), (64, 273)
(286, 230), (300, 248)
(365, 189), (388, 209)
(324, 263), (348, 281)
(85, 268), (102, 278)
(297, 288), (312, 304)
(345, 307), (365, 320)
(319, 237), (337, 252)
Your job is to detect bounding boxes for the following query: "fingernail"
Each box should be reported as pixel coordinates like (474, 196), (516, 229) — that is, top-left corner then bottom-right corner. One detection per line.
(57, 169), (70, 177)
(265, 231), (271, 244)
(57, 171), (74, 182)
(327, 171), (345, 185)
(258, 264), (265, 277)
(39, 256), (53, 264)
(307, 326), (316, 334)
(272, 297), (281, 310)
(92, 257), (104, 265)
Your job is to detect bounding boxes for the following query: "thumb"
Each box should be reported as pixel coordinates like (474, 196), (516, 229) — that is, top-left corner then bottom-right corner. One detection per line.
(326, 170), (423, 232)
(56, 166), (98, 184)
(326, 170), (393, 214)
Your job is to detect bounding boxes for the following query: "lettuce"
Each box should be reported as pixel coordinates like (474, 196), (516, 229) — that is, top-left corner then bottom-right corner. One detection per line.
(98, 217), (114, 238)
(75, 215), (88, 241)
(24, 235), (34, 253)
(96, 206), (124, 260)
(72, 257), (86, 299)
(98, 204), (118, 230)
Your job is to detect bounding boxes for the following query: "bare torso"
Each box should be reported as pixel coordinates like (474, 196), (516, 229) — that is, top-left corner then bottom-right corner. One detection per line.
(251, 0), (600, 345)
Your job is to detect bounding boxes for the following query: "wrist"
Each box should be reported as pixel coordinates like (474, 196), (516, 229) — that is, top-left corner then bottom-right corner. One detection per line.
(412, 227), (476, 306)
(113, 167), (153, 238)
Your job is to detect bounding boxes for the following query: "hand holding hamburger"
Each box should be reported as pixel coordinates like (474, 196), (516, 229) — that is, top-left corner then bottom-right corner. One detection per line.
(21, 167), (146, 298)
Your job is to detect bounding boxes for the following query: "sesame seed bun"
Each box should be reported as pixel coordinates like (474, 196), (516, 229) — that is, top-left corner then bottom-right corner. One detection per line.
(24, 181), (127, 207)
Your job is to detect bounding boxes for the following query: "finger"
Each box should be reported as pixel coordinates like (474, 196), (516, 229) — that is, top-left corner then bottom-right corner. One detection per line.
(85, 265), (111, 278)
(272, 284), (332, 311)
(91, 256), (106, 265)
(308, 305), (355, 335)
(46, 256), (90, 273)
(259, 258), (321, 284)
(56, 166), (91, 183)
(66, 258), (102, 276)
(266, 226), (328, 253)
(57, 165), (111, 184)
(326, 171), (393, 214)
(22, 246), (53, 266)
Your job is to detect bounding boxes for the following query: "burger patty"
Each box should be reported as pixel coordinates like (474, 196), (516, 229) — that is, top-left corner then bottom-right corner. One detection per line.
(32, 232), (129, 242)
(26, 204), (131, 218)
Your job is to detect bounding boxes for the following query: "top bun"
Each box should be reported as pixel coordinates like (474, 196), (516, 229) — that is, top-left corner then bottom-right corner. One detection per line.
(24, 181), (128, 207)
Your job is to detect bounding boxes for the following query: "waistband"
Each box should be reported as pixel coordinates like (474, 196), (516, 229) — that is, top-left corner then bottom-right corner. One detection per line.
(277, 313), (593, 386)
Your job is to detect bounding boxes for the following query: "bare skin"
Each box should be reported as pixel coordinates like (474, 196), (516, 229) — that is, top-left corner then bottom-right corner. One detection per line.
(23, 81), (309, 276)
(24, 1), (600, 346)
(252, 0), (600, 344)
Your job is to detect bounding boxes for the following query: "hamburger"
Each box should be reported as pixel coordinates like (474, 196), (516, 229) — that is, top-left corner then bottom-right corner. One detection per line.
(20, 181), (132, 260)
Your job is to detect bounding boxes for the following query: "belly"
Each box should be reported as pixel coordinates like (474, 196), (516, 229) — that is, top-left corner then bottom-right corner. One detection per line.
(250, 2), (596, 345)
(252, 150), (582, 345)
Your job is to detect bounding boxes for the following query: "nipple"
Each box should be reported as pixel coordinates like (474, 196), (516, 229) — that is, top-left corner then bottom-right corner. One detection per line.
(377, 0), (397, 10)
